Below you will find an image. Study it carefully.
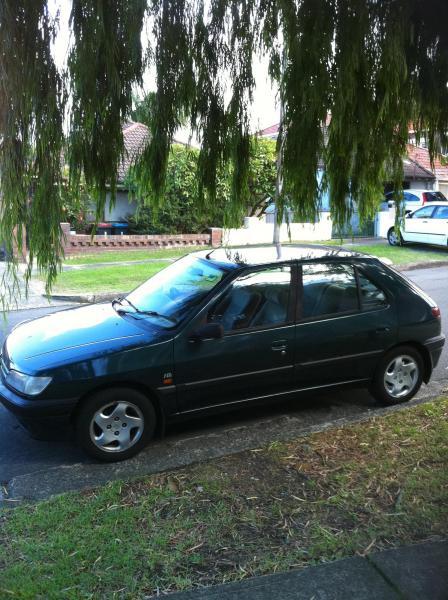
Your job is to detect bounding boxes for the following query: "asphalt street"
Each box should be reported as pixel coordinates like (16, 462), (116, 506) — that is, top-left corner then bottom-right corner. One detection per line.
(0, 265), (447, 501)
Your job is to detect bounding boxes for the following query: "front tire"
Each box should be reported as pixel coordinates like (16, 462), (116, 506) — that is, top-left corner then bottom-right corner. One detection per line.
(370, 345), (423, 406)
(387, 227), (403, 246)
(76, 388), (156, 461)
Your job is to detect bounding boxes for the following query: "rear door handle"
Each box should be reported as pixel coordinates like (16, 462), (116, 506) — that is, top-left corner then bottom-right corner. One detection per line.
(374, 327), (391, 334)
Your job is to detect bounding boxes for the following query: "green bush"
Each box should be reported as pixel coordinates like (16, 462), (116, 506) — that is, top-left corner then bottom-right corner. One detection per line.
(61, 187), (95, 233)
(126, 145), (225, 234)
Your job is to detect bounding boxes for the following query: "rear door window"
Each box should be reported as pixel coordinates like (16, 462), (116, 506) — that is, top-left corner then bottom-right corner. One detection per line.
(433, 206), (448, 219)
(301, 263), (359, 319)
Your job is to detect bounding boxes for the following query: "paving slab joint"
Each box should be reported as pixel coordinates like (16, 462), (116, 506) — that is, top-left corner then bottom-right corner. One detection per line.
(366, 555), (407, 600)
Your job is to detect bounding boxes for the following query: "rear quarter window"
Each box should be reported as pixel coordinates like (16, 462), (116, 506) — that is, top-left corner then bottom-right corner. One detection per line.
(357, 271), (387, 309)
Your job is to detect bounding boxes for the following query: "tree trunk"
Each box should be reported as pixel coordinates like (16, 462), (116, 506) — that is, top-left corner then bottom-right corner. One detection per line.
(273, 103), (284, 259)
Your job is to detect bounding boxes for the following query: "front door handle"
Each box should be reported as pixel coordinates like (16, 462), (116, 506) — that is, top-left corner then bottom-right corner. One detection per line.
(272, 340), (288, 351)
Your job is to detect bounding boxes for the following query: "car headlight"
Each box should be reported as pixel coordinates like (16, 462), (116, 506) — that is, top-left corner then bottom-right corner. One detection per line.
(5, 370), (52, 396)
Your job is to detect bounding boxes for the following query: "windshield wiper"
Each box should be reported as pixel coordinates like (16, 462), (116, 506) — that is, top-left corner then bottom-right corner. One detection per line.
(112, 297), (177, 324)
(137, 309), (177, 324)
(113, 297), (140, 312)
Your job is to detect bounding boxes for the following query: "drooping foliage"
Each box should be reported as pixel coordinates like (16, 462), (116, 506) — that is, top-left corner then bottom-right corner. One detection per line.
(68, 0), (147, 217)
(1, 0), (448, 296)
(126, 144), (220, 234)
(126, 138), (277, 234)
(0, 0), (65, 299)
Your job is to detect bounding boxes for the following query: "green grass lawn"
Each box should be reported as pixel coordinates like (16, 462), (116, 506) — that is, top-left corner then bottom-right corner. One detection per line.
(63, 246), (210, 265)
(62, 241), (448, 269)
(1, 398), (447, 598)
(347, 244), (448, 266)
(50, 262), (167, 294)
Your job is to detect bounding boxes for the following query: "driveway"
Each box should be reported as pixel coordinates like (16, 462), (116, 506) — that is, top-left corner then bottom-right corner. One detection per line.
(1, 266), (447, 502)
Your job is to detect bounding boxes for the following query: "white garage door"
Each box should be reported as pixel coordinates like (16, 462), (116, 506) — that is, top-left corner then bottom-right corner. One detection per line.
(439, 182), (448, 198)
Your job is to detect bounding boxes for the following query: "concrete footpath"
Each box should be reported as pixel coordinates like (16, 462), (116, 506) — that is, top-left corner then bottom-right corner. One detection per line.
(167, 539), (447, 599)
(0, 262), (70, 310)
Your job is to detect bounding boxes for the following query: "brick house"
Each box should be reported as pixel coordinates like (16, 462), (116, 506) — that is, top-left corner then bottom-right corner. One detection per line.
(258, 122), (439, 194)
(406, 144), (448, 198)
(257, 121), (445, 236)
(102, 122), (148, 222)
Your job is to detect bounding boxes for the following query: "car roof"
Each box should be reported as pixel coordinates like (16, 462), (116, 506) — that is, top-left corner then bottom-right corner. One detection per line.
(387, 188), (442, 193)
(386, 190), (446, 197)
(193, 244), (370, 267)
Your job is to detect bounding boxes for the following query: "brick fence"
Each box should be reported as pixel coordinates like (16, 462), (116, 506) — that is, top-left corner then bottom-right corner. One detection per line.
(60, 223), (222, 256)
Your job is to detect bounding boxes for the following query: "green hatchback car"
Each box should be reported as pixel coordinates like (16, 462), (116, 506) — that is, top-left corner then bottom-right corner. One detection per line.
(0, 246), (444, 461)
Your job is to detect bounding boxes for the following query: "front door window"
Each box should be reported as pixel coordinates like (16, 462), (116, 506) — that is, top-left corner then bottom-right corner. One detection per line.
(412, 206), (436, 219)
(207, 266), (292, 331)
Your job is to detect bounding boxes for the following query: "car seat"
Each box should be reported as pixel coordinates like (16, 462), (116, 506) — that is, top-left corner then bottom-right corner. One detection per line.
(213, 288), (262, 330)
(251, 286), (288, 326)
(312, 283), (358, 316)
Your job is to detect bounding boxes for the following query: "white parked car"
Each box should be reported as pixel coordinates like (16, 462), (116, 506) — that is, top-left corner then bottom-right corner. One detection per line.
(387, 202), (448, 247)
(385, 189), (447, 212)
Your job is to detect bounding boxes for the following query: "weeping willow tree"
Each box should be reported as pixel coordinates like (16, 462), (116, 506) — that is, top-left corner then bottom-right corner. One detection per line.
(1, 0), (448, 298)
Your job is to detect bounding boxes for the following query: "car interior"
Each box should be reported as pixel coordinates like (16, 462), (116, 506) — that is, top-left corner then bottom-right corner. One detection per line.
(209, 284), (289, 330)
(302, 281), (359, 318)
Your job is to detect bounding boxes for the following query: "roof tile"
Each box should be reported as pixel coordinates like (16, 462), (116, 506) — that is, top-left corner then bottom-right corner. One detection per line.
(118, 122), (150, 181)
(406, 144), (448, 181)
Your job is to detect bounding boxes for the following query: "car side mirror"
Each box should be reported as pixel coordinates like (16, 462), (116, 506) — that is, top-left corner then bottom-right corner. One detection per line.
(387, 200), (394, 208)
(189, 323), (224, 342)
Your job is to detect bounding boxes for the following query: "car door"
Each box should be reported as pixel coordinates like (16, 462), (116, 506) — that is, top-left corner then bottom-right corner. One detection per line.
(402, 205), (436, 243)
(294, 262), (397, 388)
(429, 205), (448, 246)
(174, 264), (297, 414)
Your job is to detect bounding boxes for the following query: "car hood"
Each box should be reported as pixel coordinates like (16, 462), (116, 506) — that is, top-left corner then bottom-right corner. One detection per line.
(4, 303), (169, 373)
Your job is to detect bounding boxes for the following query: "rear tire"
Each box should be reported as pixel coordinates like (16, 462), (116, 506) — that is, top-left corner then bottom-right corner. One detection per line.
(76, 387), (156, 461)
(370, 345), (423, 406)
(387, 227), (403, 246)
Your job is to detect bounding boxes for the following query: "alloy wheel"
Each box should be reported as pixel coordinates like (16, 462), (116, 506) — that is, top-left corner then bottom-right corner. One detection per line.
(383, 355), (419, 399)
(89, 401), (144, 453)
(388, 229), (400, 246)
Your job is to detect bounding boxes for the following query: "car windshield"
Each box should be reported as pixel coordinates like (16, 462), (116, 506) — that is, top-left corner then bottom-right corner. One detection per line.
(123, 255), (229, 327)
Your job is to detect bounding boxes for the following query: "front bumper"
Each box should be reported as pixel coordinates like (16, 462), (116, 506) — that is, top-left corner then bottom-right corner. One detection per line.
(423, 334), (445, 370)
(0, 379), (78, 422)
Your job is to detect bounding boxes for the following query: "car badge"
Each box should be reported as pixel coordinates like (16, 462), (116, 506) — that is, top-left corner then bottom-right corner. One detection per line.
(163, 372), (174, 385)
